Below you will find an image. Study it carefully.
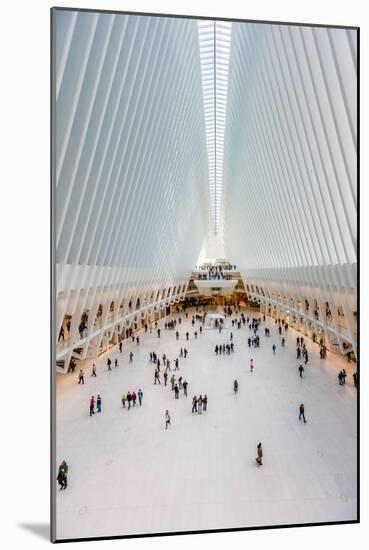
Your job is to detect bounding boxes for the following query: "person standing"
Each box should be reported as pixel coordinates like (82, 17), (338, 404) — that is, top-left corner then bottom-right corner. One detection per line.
(115, 358), (118, 368)
(129, 352), (133, 362)
(78, 369), (84, 384)
(186, 332), (189, 341)
(342, 369), (347, 385)
(234, 379), (239, 394)
(132, 391), (137, 407)
(107, 358), (112, 371)
(138, 389), (143, 406)
(165, 410), (171, 429)
(96, 394), (102, 413)
(121, 393), (126, 408)
(249, 359), (254, 373)
(174, 358), (179, 370)
(198, 395), (203, 414)
(299, 403), (306, 423)
(57, 461), (68, 490)
(203, 394), (208, 412)
(174, 384), (179, 399)
(164, 371), (168, 386)
(298, 364), (304, 378)
(184, 348), (188, 358)
(180, 348), (183, 357)
(136, 336), (140, 345)
(119, 341), (122, 353)
(183, 380), (188, 397)
(272, 344), (276, 354)
(89, 396), (95, 416)
(256, 443), (263, 466)
(91, 364), (97, 377)
(157, 328), (161, 338)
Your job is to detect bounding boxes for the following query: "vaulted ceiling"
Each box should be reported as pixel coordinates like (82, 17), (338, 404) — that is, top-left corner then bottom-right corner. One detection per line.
(54, 10), (357, 295)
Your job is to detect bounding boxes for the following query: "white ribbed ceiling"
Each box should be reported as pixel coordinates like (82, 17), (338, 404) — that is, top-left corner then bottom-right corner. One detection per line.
(54, 10), (357, 293)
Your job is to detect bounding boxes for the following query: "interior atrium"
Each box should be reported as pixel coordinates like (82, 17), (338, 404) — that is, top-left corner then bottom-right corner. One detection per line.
(53, 9), (357, 540)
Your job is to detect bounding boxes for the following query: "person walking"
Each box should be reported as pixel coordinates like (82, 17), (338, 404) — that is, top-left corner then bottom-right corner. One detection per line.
(234, 379), (239, 394)
(186, 332), (189, 341)
(96, 394), (102, 413)
(170, 374), (176, 391)
(174, 384), (179, 399)
(129, 352), (133, 362)
(298, 364), (304, 378)
(165, 410), (171, 429)
(78, 369), (84, 384)
(127, 391), (132, 410)
(89, 396), (95, 416)
(136, 336), (140, 345)
(91, 364), (97, 377)
(338, 371), (343, 385)
(180, 348), (183, 357)
(154, 369), (161, 384)
(184, 348), (188, 358)
(119, 341), (122, 353)
(164, 371), (168, 386)
(342, 369), (347, 385)
(115, 358), (118, 368)
(249, 359), (254, 373)
(192, 395), (198, 413)
(121, 393), (126, 408)
(299, 403), (306, 423)
(132, 391), (137, 407)
(107, 358), (112, 371)
(174, 358), (179, 370)
(183, 380), (188, 396)
(256, 443), (263, 466)
(272, 344), (276, 354)
(138, 389), (143, 406)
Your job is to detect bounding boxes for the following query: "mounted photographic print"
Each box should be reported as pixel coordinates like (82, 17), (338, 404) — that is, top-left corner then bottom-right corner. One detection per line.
(51, 6), (359, 542)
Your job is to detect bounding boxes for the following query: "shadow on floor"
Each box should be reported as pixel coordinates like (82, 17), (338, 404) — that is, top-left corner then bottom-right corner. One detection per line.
(18, 523), (50, 541)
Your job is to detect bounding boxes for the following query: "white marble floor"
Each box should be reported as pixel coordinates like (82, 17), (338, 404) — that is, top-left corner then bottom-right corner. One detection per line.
(56, 309), (357, 540)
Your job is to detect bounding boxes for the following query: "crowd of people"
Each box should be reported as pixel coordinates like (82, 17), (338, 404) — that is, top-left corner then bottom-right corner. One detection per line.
(58, 299), (356, 491)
